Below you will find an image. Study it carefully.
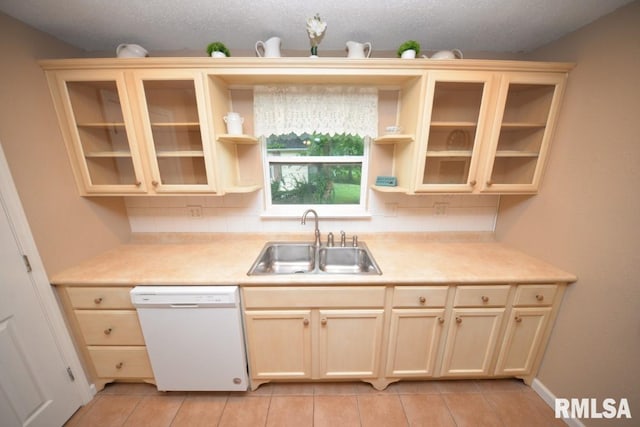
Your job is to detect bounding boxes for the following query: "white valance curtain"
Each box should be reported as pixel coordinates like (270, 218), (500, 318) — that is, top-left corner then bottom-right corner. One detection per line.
(253, 86), (378, 137)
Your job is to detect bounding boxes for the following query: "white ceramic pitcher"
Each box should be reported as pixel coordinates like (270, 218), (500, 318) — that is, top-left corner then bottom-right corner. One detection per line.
(116, 44), (148, 58)
(223, 112), (244, 135)
(255, 37), (282, 58)
(346, 41), (372, 58)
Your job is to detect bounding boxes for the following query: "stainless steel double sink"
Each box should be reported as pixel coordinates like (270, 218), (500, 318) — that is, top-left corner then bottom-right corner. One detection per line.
(247, 241), (382, 275)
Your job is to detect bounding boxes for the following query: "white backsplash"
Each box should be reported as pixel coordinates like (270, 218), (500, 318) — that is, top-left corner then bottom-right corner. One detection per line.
(126, 191), (499, 234)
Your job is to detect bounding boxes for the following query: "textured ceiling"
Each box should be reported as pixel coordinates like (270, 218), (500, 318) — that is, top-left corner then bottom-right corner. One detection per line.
(0, 0), (634, 56)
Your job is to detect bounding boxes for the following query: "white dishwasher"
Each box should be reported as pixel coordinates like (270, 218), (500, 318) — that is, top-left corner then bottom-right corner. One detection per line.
(130, 286), (248, 391)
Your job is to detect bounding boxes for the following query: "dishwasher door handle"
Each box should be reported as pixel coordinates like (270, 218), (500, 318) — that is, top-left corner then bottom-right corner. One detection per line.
(169, 304), (200, 308)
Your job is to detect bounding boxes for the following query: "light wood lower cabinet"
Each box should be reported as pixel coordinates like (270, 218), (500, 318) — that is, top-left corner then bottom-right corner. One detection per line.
(55, 282), (566, 392)
(494, 284), (559, 378)
(242, 286), (386, 390)
(385, 286), (448, 377)
(494, 307), (551, 376)
(243, 310), (312, 380)
(385, 308), (446, 377)
(57, 286), (154, 391)
(242, 283), (566, 390)
(439, 308), (505, 377)
(318, 309), (384, 379)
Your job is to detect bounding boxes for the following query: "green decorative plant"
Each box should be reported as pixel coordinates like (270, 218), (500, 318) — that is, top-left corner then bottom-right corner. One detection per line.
(206, 41), (230, 57)
(397, 40), (420, 57)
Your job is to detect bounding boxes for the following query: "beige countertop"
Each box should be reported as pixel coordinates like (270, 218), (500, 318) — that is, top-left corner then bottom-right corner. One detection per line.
(50, 233), (577, 286)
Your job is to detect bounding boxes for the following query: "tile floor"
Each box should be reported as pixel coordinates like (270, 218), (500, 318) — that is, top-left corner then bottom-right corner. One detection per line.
(64, 379), (566, 427)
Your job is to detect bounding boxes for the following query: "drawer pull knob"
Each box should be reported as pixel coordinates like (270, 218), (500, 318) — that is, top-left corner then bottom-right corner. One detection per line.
(438, 317), (445, 324)
(321, 318), (327, 326)
(115, 362), (123, 369)
(94, 297), (103, 304)
(535, 294), (544, 301)
(104, 328), (113, 335)
(419, 296), (426, 304)
(481, 295), (489, 303)
(455, 316), (462, 324)
(515, 316), (522, 323)
(303, 318), (309, 326)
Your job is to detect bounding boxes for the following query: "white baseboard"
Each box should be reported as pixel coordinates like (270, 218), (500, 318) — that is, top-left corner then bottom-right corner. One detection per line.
(531, 378), (586, 427)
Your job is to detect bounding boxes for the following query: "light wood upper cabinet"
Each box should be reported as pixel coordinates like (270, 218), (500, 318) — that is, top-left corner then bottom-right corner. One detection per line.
(43, 58), (570, 196)
(415, 71), (496, 193)
(47, 70), (148, 194)
(479, 73), (567, 193)
(130, 70), (218, 193)
(374, 68), (568, 195)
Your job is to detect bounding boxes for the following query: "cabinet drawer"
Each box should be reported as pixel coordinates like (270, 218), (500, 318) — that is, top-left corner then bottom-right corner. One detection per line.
(454, 285), (510, 307)
(243, 286), (385, 308)
(75, 310), (145, 345)
(513, 284), (557, 306)
(392, 287), (448, 307)
(88, 346), (153, 378)
(67, 287), (134, 309)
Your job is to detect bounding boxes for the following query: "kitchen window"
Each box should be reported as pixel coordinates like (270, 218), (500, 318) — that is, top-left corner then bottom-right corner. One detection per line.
(254, 86), (377, 217)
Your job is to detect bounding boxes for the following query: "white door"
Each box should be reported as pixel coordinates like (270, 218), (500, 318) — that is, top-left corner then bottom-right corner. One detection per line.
(0, 145), (85, 426)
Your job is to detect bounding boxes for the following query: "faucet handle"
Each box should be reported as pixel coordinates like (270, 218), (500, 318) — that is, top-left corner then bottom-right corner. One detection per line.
(340, 230), (346, 247)
(352, 235), (358, 247)
(327, 232), (334, 247)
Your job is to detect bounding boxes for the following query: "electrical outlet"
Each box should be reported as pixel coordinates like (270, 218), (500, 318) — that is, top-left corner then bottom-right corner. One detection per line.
(434, 202), (448, 215)
(188, 205), (203, 218)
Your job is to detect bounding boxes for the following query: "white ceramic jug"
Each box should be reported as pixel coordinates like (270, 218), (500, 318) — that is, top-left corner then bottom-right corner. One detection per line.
(116, 44), (148, 58)
(223, 112), (244, 135)
(255, 37), (282, 58)
(346, 41), (372, 58)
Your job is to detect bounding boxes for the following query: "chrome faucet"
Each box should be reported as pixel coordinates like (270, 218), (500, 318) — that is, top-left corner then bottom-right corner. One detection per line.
(301, 209), (321, 247)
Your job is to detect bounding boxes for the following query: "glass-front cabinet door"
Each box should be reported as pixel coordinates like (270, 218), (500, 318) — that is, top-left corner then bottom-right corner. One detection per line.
(480, 73), (566, 193)
(133, 71), (217, 193)
(54, 71), (147, 194)
(415, 71), (495, 192)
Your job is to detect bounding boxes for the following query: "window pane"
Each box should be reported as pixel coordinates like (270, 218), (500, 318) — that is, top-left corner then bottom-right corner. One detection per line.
(267, 133), (364, 157)
(270, 163), (362, 205)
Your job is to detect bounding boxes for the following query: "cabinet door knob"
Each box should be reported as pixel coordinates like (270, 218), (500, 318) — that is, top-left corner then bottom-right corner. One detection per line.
(455, 316), (462, 324)
(515, 316), (523, 323)
(152, 180), (159, 187)
(115, 362), (123, 369)
(94, 297), (103, 304)
(438, 317), (445, 324)
(486, 180), (493, 186)
(104, 327), (113, 335)
(481, 295), (489, 303)
(535, 294), (544, 301)
(303, 318), (309, 326)
(135, 181), (142, 187)
(419, 296), (426, 304)
(469, 180), (477, 186)
(321, 318), (327, 326)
